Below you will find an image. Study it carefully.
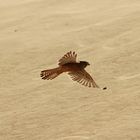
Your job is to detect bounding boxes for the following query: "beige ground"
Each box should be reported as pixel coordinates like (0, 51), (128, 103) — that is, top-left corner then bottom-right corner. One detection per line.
(0, 0), (140, 140)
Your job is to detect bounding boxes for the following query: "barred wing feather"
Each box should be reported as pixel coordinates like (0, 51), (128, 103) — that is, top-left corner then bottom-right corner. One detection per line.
(68, 70), (99, 88)
(58, 51), (77, 66)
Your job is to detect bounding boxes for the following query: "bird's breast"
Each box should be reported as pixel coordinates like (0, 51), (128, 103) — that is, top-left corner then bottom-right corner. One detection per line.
(61, 63), (82, 72)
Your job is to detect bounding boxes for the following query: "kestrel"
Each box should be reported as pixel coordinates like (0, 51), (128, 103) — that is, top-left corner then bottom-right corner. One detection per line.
(40, 51), (99, 88)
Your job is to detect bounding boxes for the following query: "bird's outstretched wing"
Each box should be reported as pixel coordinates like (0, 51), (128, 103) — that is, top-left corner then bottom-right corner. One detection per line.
(58, 51), (77, 66)
(68, 70), (99, 88)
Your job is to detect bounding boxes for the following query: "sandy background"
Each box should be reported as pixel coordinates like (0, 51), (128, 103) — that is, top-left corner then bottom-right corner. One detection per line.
(0, 0), (140, 140)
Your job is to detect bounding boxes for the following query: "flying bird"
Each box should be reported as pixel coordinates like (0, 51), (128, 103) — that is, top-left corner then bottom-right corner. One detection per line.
(40, 51), (99, 88)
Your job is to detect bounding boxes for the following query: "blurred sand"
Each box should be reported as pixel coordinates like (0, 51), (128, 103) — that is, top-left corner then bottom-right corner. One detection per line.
(0, 0), (140, 140)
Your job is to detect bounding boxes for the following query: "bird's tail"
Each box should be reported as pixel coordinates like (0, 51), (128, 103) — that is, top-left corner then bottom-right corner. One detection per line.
(40, 67), (62, 80)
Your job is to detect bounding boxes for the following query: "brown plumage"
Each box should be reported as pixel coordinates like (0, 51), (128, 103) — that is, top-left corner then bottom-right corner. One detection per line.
(40, 51), (99, 88)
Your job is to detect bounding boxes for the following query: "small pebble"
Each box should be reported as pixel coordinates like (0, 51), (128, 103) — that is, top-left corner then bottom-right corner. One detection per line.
(103, 87), (107, 90)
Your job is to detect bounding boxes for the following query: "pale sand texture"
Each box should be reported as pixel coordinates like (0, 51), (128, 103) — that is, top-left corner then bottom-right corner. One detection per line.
(0, 0), (140, 140)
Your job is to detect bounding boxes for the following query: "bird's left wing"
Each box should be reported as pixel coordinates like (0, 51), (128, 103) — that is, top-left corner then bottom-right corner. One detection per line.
(58, 51), (77, 66)
(68, 70), (99, 88)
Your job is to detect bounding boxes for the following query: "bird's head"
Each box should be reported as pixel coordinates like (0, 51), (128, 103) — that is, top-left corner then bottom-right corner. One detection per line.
(80, 61), (90, 68)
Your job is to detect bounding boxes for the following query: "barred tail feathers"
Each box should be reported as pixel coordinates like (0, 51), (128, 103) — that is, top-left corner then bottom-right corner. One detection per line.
(40, 67), (62, 80)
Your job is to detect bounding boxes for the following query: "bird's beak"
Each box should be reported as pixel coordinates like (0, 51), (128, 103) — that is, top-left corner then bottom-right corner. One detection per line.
(88, 63), (90, 65)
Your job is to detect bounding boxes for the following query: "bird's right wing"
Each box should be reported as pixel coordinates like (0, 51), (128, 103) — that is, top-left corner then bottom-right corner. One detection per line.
(68, 70), (99, 88)
(58, 51), (77, 66)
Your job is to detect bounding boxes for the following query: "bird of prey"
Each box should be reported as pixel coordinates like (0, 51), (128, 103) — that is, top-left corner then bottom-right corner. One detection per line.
(40, 51), (99, 88)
